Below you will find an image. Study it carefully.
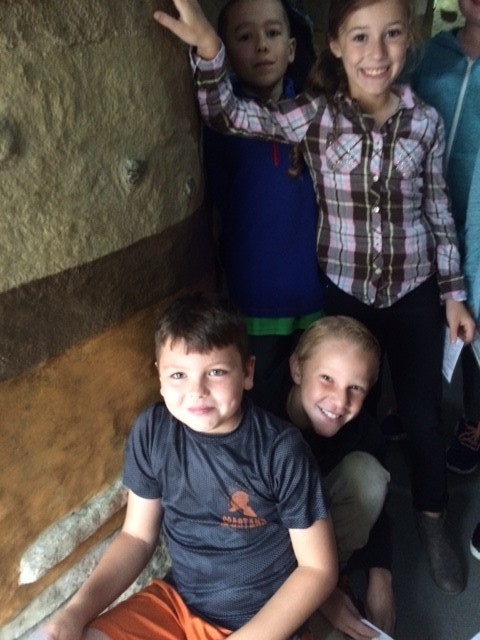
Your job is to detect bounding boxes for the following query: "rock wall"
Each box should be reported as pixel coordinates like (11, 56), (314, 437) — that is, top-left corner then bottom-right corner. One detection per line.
(0, 0), (216, 635)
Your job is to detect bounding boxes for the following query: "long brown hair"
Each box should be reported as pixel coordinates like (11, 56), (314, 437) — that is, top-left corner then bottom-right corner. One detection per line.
(289, 0), (417, 176)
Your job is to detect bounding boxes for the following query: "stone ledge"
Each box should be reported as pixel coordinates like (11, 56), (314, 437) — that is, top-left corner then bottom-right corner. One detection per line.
(2, 537), (171, 640)
(20, 478), (127, 585)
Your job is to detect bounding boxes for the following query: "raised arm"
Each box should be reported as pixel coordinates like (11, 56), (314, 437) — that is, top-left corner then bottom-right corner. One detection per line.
(229, 518), (338, 640)
(154, 0), (318, 145)
(153, 0), (221, 60)
(40, 491), (163, 640)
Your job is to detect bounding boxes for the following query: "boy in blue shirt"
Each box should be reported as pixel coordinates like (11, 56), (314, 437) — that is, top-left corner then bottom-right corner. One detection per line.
(204, 0), (326, 417)
(40, 293), (336, 640)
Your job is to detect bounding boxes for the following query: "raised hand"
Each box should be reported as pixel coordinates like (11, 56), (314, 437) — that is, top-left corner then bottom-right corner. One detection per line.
(153, 0), (221, 60)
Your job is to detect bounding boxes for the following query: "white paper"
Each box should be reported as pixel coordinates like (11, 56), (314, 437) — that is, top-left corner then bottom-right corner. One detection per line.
(360, 619), (395, 639)
(442, 327), (464, 383)
(359, 619), (480, 640)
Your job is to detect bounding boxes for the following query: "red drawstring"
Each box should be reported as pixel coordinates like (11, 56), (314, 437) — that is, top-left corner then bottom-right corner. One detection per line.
(272, 142), (280, 167)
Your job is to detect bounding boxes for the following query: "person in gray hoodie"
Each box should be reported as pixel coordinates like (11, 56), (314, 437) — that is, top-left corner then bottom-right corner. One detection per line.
(411, 0), (480, 477)
(464, 146), (480, 561)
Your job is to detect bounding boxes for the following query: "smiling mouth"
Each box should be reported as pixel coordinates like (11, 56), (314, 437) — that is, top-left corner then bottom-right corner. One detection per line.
(319, 407), (342, 420)
(362, 67), (389, 77)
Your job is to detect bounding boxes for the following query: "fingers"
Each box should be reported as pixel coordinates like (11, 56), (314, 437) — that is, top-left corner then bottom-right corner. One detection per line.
(321, 589), (378, 639)
(445, 300), (476, 345)
(452, 316), (475, 345)
(153, 10), (192, 43)
(152, 3), (221, 59)
(449, 325), (459, 344)
(461, 318), (476, 344)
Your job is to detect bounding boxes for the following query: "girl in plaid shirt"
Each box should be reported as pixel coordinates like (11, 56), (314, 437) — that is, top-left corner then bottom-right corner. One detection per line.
(155, 0), (476, 600)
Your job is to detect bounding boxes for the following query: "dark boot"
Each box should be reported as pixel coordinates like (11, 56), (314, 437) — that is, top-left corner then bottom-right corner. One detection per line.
(415, 511), (466, 595)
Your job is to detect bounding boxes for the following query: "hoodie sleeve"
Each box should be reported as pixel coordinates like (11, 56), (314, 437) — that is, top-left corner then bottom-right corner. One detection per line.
(465, 148), (480, 322)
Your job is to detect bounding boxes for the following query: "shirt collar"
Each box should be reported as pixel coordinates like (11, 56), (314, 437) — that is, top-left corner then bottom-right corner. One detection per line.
(334, 83), (414, 119)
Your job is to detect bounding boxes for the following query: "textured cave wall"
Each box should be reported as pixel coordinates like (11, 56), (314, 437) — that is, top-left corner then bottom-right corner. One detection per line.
(0, 0), (215, 381)
(0, 0), (217, 631)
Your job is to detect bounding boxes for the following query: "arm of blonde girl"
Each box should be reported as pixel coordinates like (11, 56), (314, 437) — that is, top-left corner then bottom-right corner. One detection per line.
(153, 0), (221, 61)
(365, 567), (396, 636)
(445, 299), (475, 344)
(319, 587), (380, 640)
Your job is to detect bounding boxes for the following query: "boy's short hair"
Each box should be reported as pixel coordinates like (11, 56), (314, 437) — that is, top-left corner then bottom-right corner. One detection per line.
(294, 315), (381, 374)
(218, 0), (292, 42)
(155, 292), (250, 365)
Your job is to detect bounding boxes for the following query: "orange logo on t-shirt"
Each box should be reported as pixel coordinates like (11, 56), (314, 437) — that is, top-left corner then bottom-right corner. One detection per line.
(228, 490), (257, 517)
(221, 490), (267, 528)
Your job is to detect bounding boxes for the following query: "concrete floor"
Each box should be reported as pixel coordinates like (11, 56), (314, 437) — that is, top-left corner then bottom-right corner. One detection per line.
(358, 364), (480, 640)
(365, 7), (477, 637)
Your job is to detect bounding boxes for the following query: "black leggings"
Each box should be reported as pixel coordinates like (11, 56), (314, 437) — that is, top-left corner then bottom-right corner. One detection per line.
(326, 276), (446, 513)
(247, 331), (304, 419)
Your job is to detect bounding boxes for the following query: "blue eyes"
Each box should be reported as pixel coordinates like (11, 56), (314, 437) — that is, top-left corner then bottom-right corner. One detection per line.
(169, 370), (226, 379)
(210, 369), (226, 376)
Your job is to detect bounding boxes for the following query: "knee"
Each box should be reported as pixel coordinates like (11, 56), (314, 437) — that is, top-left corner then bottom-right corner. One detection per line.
(336, 451), (390, 511)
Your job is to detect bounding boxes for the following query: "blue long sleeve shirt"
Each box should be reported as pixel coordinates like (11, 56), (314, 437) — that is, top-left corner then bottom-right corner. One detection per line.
(203, 76), (326, 322)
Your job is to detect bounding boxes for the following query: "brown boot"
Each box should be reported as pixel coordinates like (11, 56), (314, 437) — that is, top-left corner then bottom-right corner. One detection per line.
(415, 511), (466, 594)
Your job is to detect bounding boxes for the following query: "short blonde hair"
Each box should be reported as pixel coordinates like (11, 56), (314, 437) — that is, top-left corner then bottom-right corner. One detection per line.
(295, 315), (381, 374)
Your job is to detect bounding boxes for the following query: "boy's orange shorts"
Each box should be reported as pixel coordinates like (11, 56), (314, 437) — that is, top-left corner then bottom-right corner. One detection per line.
(90, 579), (313, 640)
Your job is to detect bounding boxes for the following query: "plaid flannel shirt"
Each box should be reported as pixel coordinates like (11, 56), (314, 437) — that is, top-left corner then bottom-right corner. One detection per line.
(191, 45), (466, 308)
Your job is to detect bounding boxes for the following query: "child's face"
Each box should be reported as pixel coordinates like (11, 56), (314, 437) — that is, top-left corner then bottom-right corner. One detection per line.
(290, 338), (377, 438)
(223, 0), (296, 101)
(329, 0), (409, 109)
(458, 0), (480, 26)
(157, 339), (255, 435)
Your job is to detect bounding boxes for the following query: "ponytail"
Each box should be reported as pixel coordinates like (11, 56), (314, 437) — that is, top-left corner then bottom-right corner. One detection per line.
(305, 48), (347, 103)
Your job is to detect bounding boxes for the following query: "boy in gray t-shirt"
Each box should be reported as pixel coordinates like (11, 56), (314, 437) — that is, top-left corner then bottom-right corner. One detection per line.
(40, 293), (336, 640)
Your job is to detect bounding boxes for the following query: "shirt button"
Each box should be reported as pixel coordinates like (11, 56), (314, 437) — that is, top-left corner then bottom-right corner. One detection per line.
(372, 206), (380, 214)
(372, 175), (379, 182)
(375, 268), (382, 274)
